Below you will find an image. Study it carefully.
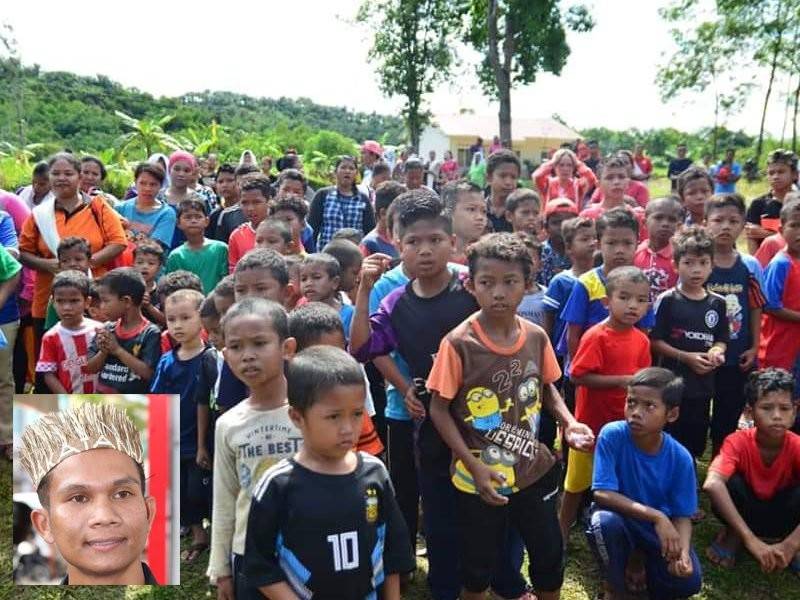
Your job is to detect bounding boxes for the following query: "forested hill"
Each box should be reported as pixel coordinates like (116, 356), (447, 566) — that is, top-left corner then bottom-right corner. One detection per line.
(0, 59), (405, 153)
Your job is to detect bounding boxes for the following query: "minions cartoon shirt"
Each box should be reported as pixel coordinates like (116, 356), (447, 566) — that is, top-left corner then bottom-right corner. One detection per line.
(88, 316), (161, 393)
(427, 314), (561, 495)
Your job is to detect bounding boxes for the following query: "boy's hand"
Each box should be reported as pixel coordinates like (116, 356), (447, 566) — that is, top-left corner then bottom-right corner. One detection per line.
(142, 290), (151, 308)
(708, 347), (725, 368)
(359, 253), (392, 290)
(772, 539), (796, 571)
(470, 462), (509, 506)
(739, 348), (757, 371)
(682, 352), (713, 375)
(403, 387), (426, 420)
(196, 448), (211, 470)
(654, 514), (682, 560)
(216, 576), (234, 600)
(744, 537), (782, 572)
(564, 422), (595, 451)
(667, 550), (694, 578)
(104, 331), (120, 355)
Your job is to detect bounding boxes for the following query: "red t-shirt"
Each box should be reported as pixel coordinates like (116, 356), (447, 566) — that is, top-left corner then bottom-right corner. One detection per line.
(634, 240), (678, 302)
(754, 233), (785, 268)
(228, 223), (256, 272)
(571, 322), (652, 436)
(36, 320), (102, 393)
(710, 428), (800, 500)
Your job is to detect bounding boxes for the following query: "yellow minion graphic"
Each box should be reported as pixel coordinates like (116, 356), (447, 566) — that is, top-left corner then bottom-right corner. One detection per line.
(517, 377), (540, 434)
(452, 444), (519, 495)
(464, 387), (512, 431)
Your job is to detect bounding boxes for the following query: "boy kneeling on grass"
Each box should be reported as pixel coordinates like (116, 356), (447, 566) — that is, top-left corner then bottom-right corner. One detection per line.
(585, 367), (703, 600)
(704, 367), (800, 575)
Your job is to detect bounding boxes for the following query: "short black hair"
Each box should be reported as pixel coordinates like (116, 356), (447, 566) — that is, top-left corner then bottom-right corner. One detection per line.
(440, 180), (482, 214)
(277, 168), (307, 191)
(645, 195), (684, 218)
(371, 161), (391, 178)
(767, 148), (798, 171)
(32, 161), (49, 179)
(287, 346), (365, 412)
(133, 239), (166, 265)
(52, 269), (91, 297)
(177, 195), (207, 217)
(99, 267), (146, 305)
(200, 293), (219, 320)
(234, 164), (260, 179)
(467, 232), (532, 281)
(486, 149), (521, 177)
(780, 198), (800, 224)
(374, 180), (407, 214)
(221, 297), (289, 341)
(214, 274), (236, 300)
(323, 240), (363, 272)
(257, 218), (292, 245)
(331, 228), (363, 245)
(216, 163), (236, 178)
(606, 266), (648, 296)
(745, 367), (796, 407)
(156, 270), (203, 303)
(288, 302), (345, 350)
(80, 156), (107, 180)
(37, 458), (145, 511)
(677, 167), (713, 198)
(302, 252), (340, 279)
(704, 193), (746, 219)
(240, 174), (273, 199)
(505, 188), (540, 214)
(134, 162), (166, 184)
(596, 207), (639, 240)
(234, 247), (289, 286)
(270, 193), (308, 220)
(561, 216), (596, 247)
(628, 367), (685, 409)
(57, 236), (91, 260)
(673, 225), (714, 263)
(598, 154), (631, 178)
(393, 189), (451, 237)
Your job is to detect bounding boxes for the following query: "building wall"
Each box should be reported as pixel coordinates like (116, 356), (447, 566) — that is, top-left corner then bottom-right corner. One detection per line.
(418, 127), (451, 162)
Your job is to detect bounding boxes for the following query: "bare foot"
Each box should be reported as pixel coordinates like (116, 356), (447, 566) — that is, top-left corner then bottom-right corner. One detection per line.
(624, 550), (647, 594)
(706, 527), (739, 569)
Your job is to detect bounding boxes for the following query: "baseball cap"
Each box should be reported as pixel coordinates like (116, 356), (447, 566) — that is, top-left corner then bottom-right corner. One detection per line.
(545, 198), (579, 218)
(361, 140), (383, 156)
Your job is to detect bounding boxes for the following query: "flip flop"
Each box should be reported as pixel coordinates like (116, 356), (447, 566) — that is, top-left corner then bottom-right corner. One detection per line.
(705, 540), (736, 569)
(181, 542), (208, 563)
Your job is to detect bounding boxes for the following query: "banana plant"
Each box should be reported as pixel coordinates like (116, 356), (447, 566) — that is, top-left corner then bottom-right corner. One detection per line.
(114, 111), (184, 159)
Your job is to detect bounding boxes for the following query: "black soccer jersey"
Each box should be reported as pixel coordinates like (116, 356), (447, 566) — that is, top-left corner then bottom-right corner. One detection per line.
(241, 453), (414, 600)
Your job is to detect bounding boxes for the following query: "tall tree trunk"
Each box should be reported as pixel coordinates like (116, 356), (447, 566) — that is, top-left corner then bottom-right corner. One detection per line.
(756, 23), (785, 165)
(780, 74), (793, 146)
(793, 74), (800, 153)
(487, 0), (514, 148)
(713, 91), (720, 157)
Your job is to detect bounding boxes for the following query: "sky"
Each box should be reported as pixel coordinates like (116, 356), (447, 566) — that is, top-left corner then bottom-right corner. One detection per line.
(3, 0), (789, 138)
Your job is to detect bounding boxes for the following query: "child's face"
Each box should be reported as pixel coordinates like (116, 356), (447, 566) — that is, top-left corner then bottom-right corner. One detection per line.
(300, 264), (339, 303)
(488, 163), (519, 202)
(555, 156), (575, 179)
(213, 293), (235, 318)
(53, 286), (89, 328)
(178, 208), (209, 237)
(751, 390), (796, 442)
(164, 297), (203, 346)
(646, 205), (681, 248)
(289, 384), (365, 460)
(682, 178), (712, 217)
(201, 314), (223, 350)
(567, 226), (598, 262)
(399, 220), (455, 280)
(239, 190), (269, 227)
(97, 286), (127, 321)
(607, 280), (650, 327)
(599, 226), (637, 271)
(624, 385), (675, 436)
(32, 175), (50, 197)
(545, 212), (572, 244)
(467, 257), (530, 318)
(135, 172), (161, 201)
(676, 252), (713, 289)
(222, 314), (294, 387)
(507, 200), (540, 236)
(278, 180), (305, 198)
(600, 166), (629, 201)
(169, 161), (192, 189)
(133, 253), (161, 284)
(371, 172), (390, 189)
(452, 192), (488, 244)
(216, 173), (237, 199)
(705, 206), (745, 249)
(339, 262), (361, 294)
(255, 226), (288, 255)
(405, 167), (424, 189)
(234, 268), (286, 304)
(58, 247), (91, 273)
(32, 449), (154, 582)
(767, 162), (795, 193)
(271, 209), (302, 241)
(781, 210), (800, 256)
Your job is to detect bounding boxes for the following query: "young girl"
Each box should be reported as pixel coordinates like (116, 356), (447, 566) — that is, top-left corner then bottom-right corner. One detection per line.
(533, 148), (597, 207)
(308, 155), (375, 249)
(115, 163), (177, 250)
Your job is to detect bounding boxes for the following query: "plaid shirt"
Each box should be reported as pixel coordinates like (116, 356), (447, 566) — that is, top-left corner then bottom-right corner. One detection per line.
(318, 188), (370, 248)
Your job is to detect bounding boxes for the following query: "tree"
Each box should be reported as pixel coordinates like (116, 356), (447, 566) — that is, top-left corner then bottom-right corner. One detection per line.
(0, 23), (25, 146)
(461, 0), (593, 148)
(114, 111), (183, 159)
(357, 0), (460, 150)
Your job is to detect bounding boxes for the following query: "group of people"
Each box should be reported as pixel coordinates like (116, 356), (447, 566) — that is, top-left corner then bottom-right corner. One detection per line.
(2, 139), (799, 599)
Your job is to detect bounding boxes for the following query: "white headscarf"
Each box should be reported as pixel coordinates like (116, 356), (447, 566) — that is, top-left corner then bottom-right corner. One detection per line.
(239, 150), (257, 166)
(148, 153), (170, 188)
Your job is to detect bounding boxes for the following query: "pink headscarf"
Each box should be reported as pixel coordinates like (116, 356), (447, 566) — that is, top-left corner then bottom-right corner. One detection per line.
(168, 150), (197, 170)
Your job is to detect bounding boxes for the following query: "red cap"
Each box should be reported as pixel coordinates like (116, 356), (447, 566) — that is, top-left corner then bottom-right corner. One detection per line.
(545, 197), (579, 217)
(361, 140), (383, 156)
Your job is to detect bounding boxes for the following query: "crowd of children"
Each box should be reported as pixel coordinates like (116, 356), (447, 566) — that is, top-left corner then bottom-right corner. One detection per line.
(6, 143), (800, 599)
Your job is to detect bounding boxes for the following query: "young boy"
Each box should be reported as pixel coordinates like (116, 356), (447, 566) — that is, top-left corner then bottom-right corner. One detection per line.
(86, 267), (161, 393)
(19, 403), (158, 585)
(254, 218), (291, 255)
(242, 346), (413, 599)
(427, 232), (594, 600)
(441, 180), (488, 264)
(562, 208), (653, 363)
(207, 297), (302, 599)
(165, 197), (228, 295)
(155, 269), (204, 353)
(586, 367), (703, 600)
(351, 191), (529, 600)
(208, 163), (244, 242)
(233, 247), (290, 306)
(228, 174), (271, 271)
(539, 198), (579, 286)
(300, 252), (355, 335)
(269, 192), (308, 256)
(703, 367), (800, 573)
(36, 270), (101, 393)
(362, 180), (405, 258)
(705, 193), (766, 455)
(651, 227), (729, 466)
(560, 266), (653, 542)
(486, 149), (521, 233)
(134, 239), (166, 328)
(505, 188), (541, 237)
(581, 156), (646, 242)
(634, 196), (682, 302)
(759, 199), (800, 373)
(150, 289), (216, 563)
(44, 236), (92, 331)
(677, 167), (714, 227)
(323, 239), (363, 305)
(746, 149), (798, 254)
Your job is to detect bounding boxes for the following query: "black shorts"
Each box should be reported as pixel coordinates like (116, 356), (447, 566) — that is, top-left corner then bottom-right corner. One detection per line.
(180, 456), (212, 526)
(667, 395), (711, 458)
(456, 464), (564, 593)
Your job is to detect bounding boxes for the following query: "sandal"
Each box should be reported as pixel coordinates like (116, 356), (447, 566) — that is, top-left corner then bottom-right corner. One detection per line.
(705, 540), (736, 569)
(181, 542), (208, 563)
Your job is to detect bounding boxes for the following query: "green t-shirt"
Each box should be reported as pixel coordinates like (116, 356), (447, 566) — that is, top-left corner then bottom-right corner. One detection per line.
(0, 247), (21, 282)
(165, 238), (228, 295)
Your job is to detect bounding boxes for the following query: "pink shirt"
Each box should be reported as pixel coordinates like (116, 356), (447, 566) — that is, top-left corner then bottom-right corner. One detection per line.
(0, 190), (33, 302)
(228, 223), (256, 272)
(592, 180), (650, 208)
(634, 240), (677, 301)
